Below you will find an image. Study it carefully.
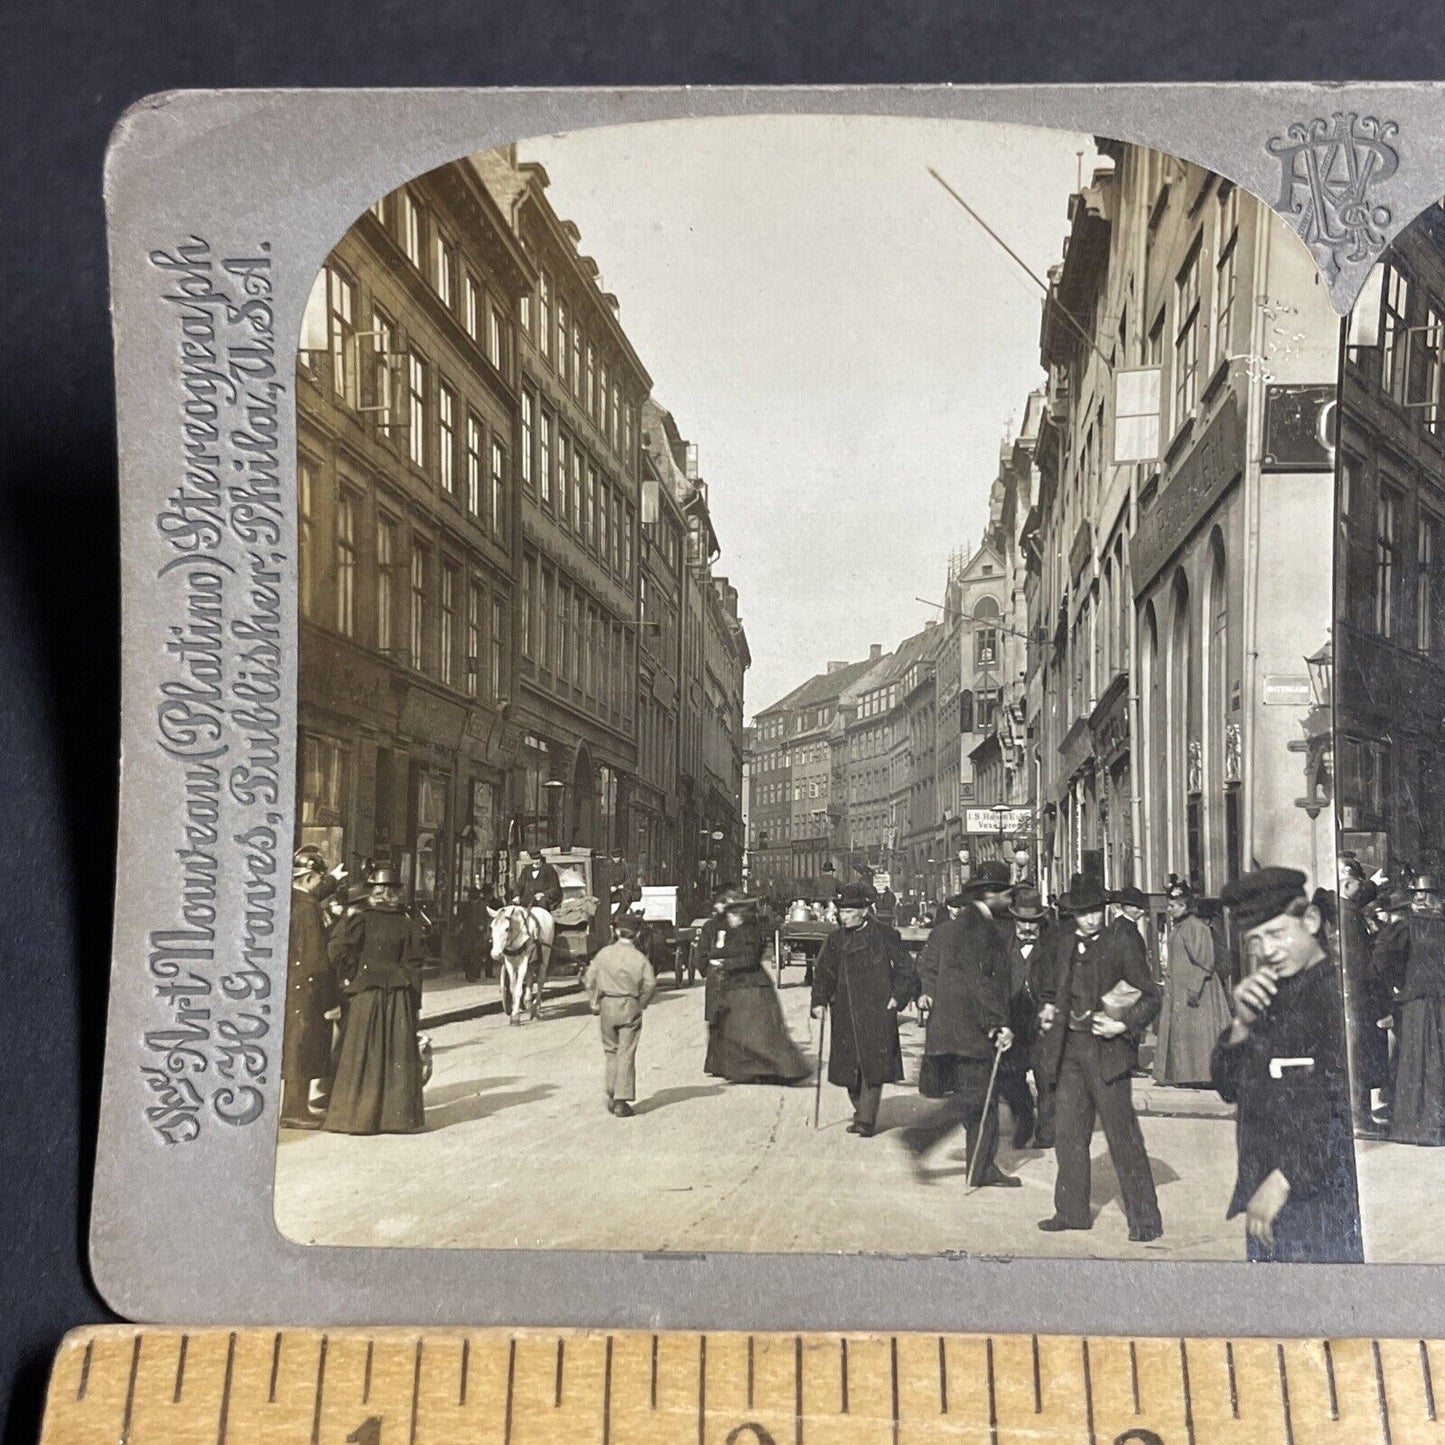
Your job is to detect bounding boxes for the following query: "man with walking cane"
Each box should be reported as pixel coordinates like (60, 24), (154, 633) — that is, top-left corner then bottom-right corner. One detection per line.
(810, 882), (919, 1136)
(913, 860), (1020, 1188)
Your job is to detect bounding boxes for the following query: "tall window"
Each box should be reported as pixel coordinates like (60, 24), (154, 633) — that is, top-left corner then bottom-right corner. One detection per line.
(521, 389), (535, 492)
(466, 583), (482, 699)
(1425, 299), (1445, 435)
(335, 491), (355, 637)
(1420, 512), (1440, 653)
(538, 271), (552, 359)
(557, 433), (570, 525)
(488, 305), (504, 373)
(522, 553), (536, 658)
(407, 352), (427, 469)
(598, 359), (608, 431)
(540, 565), (554, 670)
(572, 322), (584, 401)
(466, 415), (482, 517)
(1214, 184), (1238, 371)
(559, 582), (573, 682)
(611, 381), (621, 449)
(586, 343), (597, 418)
(1174, 235), (1202, 427)
(585, 462), (597, 549)
(464, 274), (481, 342)
(623, 405), (633, 467)
(599, 487), (611, 570)
(490, 439), (507, 538)
(438, 383), (456, 495)
(571, 446), (583, 533)
(623, 504), (634, 583)
(1377, 484), (1400, 637)
(1382, 265), (1412, 403)
(556, 300), (569, 385)
(400, 190), (423, 268)
(540, 410), (553, 505)
(301, 267), (357, 404)
(371, 309), (397, 438)
(377, 515), (396, 654)
(410, 544), (429, 671)
(298, 461), (315, 619)
(432, 233), (454, 307)
(490, 598), (504, 700)
(440, 563), (457, 687)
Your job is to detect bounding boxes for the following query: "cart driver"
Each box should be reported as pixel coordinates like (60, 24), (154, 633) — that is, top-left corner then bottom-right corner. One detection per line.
(512, 849), (563, 913)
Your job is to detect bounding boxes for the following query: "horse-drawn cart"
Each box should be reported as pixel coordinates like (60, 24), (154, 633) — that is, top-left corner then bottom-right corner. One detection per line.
(542, 848), (611, 974)
(776, 919), (837, 985)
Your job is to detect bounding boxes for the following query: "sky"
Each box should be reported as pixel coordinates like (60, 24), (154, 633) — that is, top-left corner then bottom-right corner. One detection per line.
(517, 116), (1094, 718)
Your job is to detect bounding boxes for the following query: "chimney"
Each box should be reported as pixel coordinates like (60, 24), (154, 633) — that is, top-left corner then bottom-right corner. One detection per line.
(924, 619), (938, 630)
(869, 644), (882, 661)
(827, 661), (848, 674)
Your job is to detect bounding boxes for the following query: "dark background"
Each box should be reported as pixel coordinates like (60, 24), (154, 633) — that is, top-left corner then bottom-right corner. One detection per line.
(4, 3), (1444, 1440)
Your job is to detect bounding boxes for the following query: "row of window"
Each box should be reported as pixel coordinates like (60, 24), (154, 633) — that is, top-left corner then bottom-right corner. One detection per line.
(372, 187), (517, 384)
(520, 387), (636, 584)
(299, 461), (507, 700)
(517, 549), (637, 726)
(523, 264), (638, 472)
(301, 265), (513, 535)
(1350, 258), (1445, 434)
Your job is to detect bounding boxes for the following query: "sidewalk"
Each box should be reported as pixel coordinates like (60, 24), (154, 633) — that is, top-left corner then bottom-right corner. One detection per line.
(1133, 1074), (1234, 1121)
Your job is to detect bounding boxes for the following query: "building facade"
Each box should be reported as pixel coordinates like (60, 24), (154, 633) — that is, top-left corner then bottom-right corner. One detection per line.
(1337, 203), (1445, 873)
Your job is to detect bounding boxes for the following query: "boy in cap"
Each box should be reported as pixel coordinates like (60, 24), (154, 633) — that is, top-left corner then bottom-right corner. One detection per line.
(1210, 867), (1363, 1262)
(583, 913), (658, 1117)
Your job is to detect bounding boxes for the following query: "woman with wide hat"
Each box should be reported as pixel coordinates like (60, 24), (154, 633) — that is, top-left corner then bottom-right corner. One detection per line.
(1153, 877), (1232, 1086)
(703, 890), (809, 1084)
(323, 868), (428, 1135)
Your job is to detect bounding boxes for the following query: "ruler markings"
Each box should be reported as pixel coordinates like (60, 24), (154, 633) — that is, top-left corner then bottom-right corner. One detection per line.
(1225, 1339), (1239, 1419)
(172, 1333), (189, 1402)
(937, 1335), (948, 1414)
(1323, 1337), (1340, 1420)
(602, 1335), (613, 1445)
(986, 1334), (998, 1445)
(458, 1337), (469, 1406)
(1081, 1337), (1097, 1445)
(556, 1335), (565, 1407)
(119, 1334), (141, 1445)
(1032, 1333), (1043, 1413)
(698, 1335), (706, 1445)
(650, 1332), (658, 1410)
(1179, 1339), (1195, 1445)
(75, 1338), (92, 1402)
(1423, 1339), (1438, 1421)
(1374, 1339), (1393, 1445)
(215, 1332), (236, 1445)
(310, 1334), (328, 1445)
(1277, 1342), (1295, 1445)
(362, 1338), (373, 1404)
(889, 1335), (900, 1445)
(408, 1337), (422, 1445)
(503, 1337), (516, 1445)
(840, 1337), (848, 1414)
(794, 1333), (803, 1445)
(1129, 1339), (1140, 1415)
(268, 1330), (282, 1404)
(747, 1334), (755, 1410)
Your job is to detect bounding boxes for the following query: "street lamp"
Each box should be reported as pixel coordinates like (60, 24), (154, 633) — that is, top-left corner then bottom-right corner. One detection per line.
(993, 802), (1011, 860)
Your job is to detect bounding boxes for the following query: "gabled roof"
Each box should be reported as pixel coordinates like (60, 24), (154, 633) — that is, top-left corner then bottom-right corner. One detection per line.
(758, 655), (885, 717)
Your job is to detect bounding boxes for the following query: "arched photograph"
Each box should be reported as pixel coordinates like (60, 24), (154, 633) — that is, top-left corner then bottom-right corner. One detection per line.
(272, 114), (1361, 1264)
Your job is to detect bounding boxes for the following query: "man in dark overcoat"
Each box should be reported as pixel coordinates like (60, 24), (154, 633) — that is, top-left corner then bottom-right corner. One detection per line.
(1336, 857), (1387, 1134)
(1210, 868), (1363, 1262)
(282, 852), (341, 1128)
(998, 887), (1057, 1148)
(1037, 877), (1163, 1241)
(513, 849), (563, 912)
(810, 881), (919, 1136)
(1376, 875), (1445, 1146)
(914, 860), (1018, 1187)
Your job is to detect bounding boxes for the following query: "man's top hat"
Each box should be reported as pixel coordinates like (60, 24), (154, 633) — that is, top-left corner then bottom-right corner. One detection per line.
(369, 866), (402, 888)
(1412, 873), (1443, 893)
(837, 881), (877, 910)
(1058, 877), (1107, 915)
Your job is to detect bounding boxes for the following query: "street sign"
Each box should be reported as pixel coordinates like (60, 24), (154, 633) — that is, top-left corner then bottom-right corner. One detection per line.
(964, 807), (1033, 835)
(1263, 675), (1313, 706)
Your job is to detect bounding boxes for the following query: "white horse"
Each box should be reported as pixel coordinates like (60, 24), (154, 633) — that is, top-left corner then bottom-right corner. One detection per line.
(489, 903), (556, 1024)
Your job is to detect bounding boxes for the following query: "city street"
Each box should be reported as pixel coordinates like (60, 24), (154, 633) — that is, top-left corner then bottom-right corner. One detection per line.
(274, 971), (1246, 1261)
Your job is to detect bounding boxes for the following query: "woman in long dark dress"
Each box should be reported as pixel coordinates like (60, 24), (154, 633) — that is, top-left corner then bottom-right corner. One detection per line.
(704, 897), (809, 1084)
(323, 869), (427, 1135)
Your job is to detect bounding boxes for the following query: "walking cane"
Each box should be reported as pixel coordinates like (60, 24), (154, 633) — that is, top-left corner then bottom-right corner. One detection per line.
(965, 1033), (1010, 1194)
(813, 1006), (828, 1130)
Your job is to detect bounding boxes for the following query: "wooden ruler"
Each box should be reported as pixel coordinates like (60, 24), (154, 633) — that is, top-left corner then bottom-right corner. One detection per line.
(36, 1326), (1445, 1444)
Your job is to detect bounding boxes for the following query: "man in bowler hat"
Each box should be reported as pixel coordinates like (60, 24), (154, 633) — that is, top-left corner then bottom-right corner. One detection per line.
(1037, 876), (1163, 1241)
(999, 887), (1057, 1148)
(913, 860), (1019, 1187)
(1211, 867), (1363, 1262)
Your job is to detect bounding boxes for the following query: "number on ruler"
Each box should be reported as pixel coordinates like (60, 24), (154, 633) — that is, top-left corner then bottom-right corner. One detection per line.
(347, 1416), (383, 1444)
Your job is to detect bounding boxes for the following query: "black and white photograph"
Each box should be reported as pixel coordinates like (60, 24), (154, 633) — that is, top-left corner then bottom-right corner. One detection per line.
(269, 114), (1362, 1264)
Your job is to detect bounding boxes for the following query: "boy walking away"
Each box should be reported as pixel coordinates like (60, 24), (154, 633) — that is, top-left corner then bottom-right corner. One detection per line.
(584, 914), (658, 1117)
(1212, 868), (1363, 1262)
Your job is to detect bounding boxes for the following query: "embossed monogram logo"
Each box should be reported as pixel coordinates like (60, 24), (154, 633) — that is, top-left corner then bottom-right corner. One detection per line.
(1267, 113), (1400, 279)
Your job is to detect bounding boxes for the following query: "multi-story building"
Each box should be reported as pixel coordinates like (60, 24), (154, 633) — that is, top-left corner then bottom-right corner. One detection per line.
(1337, 203), (1445, 873)
(295, 159), (535, 957)
(474, 147), (651, 859)
(1030, 140), (1340, 900)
